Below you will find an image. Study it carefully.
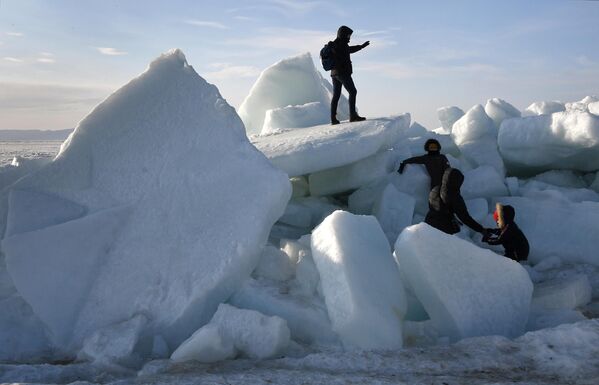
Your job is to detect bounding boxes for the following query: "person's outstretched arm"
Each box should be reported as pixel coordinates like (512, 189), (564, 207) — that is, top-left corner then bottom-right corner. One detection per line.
(398, 155), (427, 173)
(349, 41), (370, 53)
(453, 196), (484, 233)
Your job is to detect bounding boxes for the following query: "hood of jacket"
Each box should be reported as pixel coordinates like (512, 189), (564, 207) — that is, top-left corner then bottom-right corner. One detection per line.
(424, 138), (442, 154)
(337, 25), (353, 41)
(496, 203), (515, 228)
(440, 167), (463, 203)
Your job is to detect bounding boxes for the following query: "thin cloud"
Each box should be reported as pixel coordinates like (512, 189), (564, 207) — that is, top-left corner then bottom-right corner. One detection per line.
(234, 15), (258, 21)
(3, 57), (23, 63)
(96, 47), (128, 56)
(0, 82), (111, 111)
(224, 28), (331, 53)
(227, 0), (346, 18)
(358, 60), (501, 80)
(184, 20), (228, 29)
(204, 64), (261, 80)
(37, 57), (56, 64)
(6, 32), (24, 37)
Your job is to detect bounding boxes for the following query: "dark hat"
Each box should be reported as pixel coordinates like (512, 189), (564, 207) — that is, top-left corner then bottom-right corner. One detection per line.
(337, 25), (353, 39)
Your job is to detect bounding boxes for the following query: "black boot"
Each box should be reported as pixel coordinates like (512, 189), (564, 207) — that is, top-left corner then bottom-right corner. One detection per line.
(350, 115), (366, 122)
(331, 117), (340, 125)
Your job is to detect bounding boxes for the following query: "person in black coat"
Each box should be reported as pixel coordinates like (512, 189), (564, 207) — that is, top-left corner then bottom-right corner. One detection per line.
(398, 138), (450, 190)
(330, 25), (369, 125)
(483, 203), (530, 262)
(425, 167), (485, 235)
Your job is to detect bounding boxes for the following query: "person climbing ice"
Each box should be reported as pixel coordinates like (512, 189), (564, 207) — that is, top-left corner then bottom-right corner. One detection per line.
(328, 25), (369, 125)
(425, 167), (486, 236)
(482, 203), (530, 262)
(398, 138), (450, 190)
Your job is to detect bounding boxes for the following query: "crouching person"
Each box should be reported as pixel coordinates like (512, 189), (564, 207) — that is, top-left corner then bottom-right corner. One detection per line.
(483, 203), (530, 262)
(425, 167), (486, 236)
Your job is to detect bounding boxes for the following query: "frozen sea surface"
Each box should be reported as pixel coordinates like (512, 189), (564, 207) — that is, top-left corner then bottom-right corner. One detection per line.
(0, 141), (62, 165)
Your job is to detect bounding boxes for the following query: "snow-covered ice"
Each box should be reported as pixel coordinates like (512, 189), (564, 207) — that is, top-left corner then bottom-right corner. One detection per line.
(498, 110), (599, 174)
(311, 211), (407, 349)
(395, 223), (533, 341)
(229, 278), (338, 345)
(531, 274), (592, 311)
(494, 196), (599, 266)
(484, 98), (521, 129)
(0, 49), (291, 357)
(524, 100), (566, 116)
(238, 53), (350, 135)
(252, 114), (410, 177)
(1, 46), (598, 384)
(171, 304), (290, 362)
(437, 105), (464, 132)
(451, 104), (506, 175)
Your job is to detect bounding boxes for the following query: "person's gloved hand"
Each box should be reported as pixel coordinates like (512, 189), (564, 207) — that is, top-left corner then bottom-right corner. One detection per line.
(398, 162), (405, 174)
(362, 41), (370, 48)
(481, 228), (493, 242)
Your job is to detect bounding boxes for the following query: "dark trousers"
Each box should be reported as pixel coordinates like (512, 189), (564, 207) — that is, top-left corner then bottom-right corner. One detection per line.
(331, 73), (357, 119)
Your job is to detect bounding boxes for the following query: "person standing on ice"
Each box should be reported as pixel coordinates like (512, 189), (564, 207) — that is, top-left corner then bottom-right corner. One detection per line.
(398, 138), (450, 190)
(425, 167), (486, 236)
(329, 25), (369, 125)
(482, 203), (529, 262)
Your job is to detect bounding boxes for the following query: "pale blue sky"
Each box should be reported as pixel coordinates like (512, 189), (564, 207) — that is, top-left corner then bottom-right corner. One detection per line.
(1, 0), (598, 130)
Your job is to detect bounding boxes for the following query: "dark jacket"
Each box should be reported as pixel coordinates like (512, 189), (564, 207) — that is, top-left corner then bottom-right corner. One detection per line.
(484, 204), (529, 262)
(425, 168), (484, 235)
(401, 152), (450, 189)
(331, 26), (364, 76)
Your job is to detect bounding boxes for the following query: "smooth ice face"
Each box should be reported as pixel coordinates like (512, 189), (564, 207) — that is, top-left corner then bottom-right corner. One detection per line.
(518, 180), (599, 203)
(0, 49), (291, 355)
(253, 114), (410, 177)
(372, 184), (415, 246)
(529, 170), (588, 189)
(524, 101), (565, 116)
(484, 98), (521, 129)
(209, 304), (290, 359)
(230, 278), (338, 345)
(394, 223), (533, 341)
(262, 102), (329, 135)
(491, 197), (599, 266)
(498, 111), (599, 175)
(437, 106), (464, 132)
(460, 166), (508, 200)
(171, 303), (290, 362)
(78, 314), (148, 367)
(170, 323), (235, 363)
(308, 148), (404, 196)
(451, 105), (505, 175)
(238, 53), (350, 135)
(311, 210), (407, 349)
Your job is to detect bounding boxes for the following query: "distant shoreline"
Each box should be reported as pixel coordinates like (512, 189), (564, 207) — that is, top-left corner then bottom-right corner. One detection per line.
(0, 129), (73, 141)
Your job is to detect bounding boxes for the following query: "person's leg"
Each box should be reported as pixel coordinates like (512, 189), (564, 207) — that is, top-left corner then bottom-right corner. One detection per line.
(330, 75), (342, 124)
(339, 75), (363, 120)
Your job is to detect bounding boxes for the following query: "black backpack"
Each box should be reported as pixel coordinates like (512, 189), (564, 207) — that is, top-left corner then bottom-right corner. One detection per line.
(320, 41), (335, 71)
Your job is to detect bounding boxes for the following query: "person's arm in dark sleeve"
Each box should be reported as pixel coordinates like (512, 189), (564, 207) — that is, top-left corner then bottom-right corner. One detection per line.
(398, 155), (427, 173)
(349, 41), (369, 53)
(453, 196), (484, 233)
